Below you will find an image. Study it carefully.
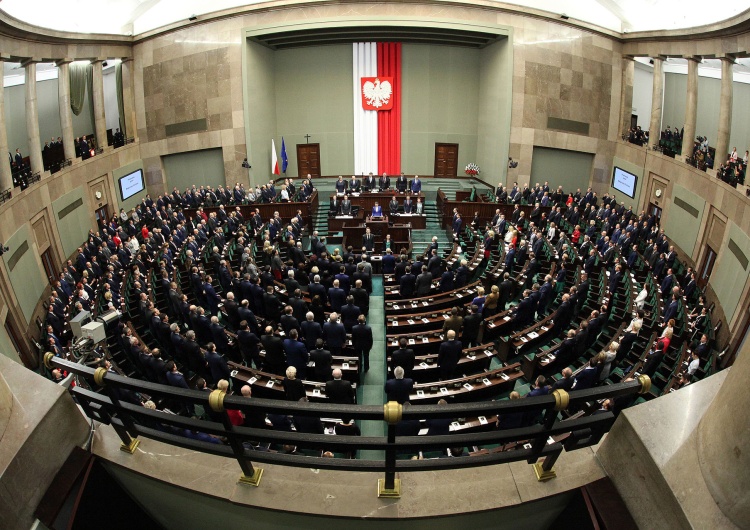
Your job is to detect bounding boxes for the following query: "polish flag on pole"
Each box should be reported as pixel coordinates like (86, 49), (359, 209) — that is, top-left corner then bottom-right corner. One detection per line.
(271, 139), (280, 175)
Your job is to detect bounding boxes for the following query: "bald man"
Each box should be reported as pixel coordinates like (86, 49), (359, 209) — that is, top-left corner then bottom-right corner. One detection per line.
(438, 329), (462, 381)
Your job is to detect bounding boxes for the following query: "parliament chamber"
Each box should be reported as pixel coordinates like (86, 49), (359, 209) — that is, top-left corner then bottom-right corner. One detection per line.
(0, 2), (749, 529)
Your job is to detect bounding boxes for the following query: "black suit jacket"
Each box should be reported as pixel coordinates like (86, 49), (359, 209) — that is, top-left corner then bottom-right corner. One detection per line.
(326, 379), (355, 404)
(384, 378), (414, 404)
(391, 348), (415, 378)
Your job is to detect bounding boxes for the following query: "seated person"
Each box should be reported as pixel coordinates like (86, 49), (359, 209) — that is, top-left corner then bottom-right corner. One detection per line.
(371, 202), (383, 217)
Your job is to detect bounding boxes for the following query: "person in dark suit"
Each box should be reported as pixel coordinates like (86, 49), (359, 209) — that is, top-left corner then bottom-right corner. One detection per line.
(263, 285), (283, 324)
(573, 357), (600, 390)
(279, 306), (301, 336)
(551, 294), (574, 337)
(328, 280), (347, 312)
(536, 275), (554, 318)
(362, 228), (375, 252)
(512, 290), (534, 330)
(364, 173), (377, 191)
(641, 342), (666, 377)
(496, 391), (525, 430)
(341, 195), (352, 215)
(439, 269), (455, 293)
(399, 266), (416, 297)
(323, 313), (346, 355)
(352, 315), (373, 372)
(283, 366), (306, 401)
(379, 172), (391, 191)
(396, 173), (408, 193)
(389, 197), (399, 215)
(391, 338), (416, 379)
(462, 304), (482, 348)
(293, 397), (325, 434)
(384, 366), (414, 404)
(335, 176), (348, 194)
(410, 176), (422, 194)
(551, 368), (575, 391)
(300, 312), (323, 351)
(236, 321), (261, 369)
(663, 294), (679, 324)
(205, 343), (231, 385)
(415, 266), (433, 296)
(552, 331), (578, 370)
(452, 214), (463, 236)
(350, 279), (369, 316)
(326, 368), (355, 404)
(426, 399), (452, 435)
(203, 276), (221, 315)
(309, 339), (333, 381)
(497, 272), (513, 311)
(261, 326), (286, 375)
(438, 330), (462, 380)
(283, 329), (309, 379)
(454, 260), (469, 288)
(608, 265), (623, 295)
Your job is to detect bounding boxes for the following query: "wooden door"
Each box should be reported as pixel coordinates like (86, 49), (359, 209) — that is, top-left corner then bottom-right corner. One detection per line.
(698, 245), (717, 289)
(297, 143), (321, 178)
(434, 143), (459, 178)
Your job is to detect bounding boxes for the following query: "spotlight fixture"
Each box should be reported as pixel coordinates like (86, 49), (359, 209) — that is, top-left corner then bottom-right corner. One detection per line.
(508, 157), (518, 169)
(242, 158), (251, 169)
(560, 13), (569, 20)
(102, 61), (108, 67)
(189, 15), (198, 21)
(0, 243), (9, 256)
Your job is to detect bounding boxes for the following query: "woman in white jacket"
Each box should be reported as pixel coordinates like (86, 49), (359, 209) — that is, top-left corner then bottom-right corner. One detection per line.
(599, 341), (619, 382)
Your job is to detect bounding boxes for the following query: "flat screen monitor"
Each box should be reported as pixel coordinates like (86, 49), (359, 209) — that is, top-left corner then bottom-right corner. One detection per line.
(611, 166), (638, 198)
(118, 169), (145, 201)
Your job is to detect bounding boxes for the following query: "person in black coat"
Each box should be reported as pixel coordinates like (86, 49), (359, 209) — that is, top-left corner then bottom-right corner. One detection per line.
(550, 294), (574, 337)
(352, 315), (373, 372)
(309, 339), (333, 381)
(384, 366), (414, 404)
(236, 321), (261, 368)
(283, 366), (306, 401)
(512, 290), (534, 330)
(462, 304), (483, 348)
(205, 343), (231, 385)
(323, 313), (347, 355)
(391, 338), (416, 379)
(283, 329), (309, 379)
(261, 326), (286, 375)
(328, 281), (347, 313)
(293, 397), (325, 434)
(300, 312), (324, 351)
(325, 369), (355, 404)
(399, 267), (417, 297)
(438, 330), (462, 381)
(341, 296), (362, 332)
(454, 261), (469, 288)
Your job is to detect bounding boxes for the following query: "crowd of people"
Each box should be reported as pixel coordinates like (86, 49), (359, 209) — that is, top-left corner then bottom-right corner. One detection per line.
(43, 174), (715, 458)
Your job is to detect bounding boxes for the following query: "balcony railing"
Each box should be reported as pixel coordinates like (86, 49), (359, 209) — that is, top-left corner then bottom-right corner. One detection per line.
(46, 354), (650, 497)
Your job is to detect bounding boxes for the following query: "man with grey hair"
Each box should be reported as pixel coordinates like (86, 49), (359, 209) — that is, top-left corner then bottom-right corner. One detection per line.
(300, 311), (323, 351)
(384, 366), (414, 404)
(438, 329), (462, 381)
(325, 368), (355, 404)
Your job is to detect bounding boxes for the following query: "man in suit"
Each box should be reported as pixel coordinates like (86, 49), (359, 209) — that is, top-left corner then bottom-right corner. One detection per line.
(205, 343), (231, 385)
(309, 339), (333, 381)
(441, 307), (463, 337)
(536, 275), (554, 318)
(203, 276), (221, 316)
(326, 368), (355, 404)
(352, 315), (373, 372)
(391, 338), (416, 379)
(379, 172), (391, 191)
(399, 266), (417, 298)
(236, 321), (261, 369)
(340, 195), (352, 215)
(608, 265), (623, 295)
(512, 290), (534, 329)
(283, 329), (309, 379)
(497, 272), (513, 312)
(694, 334), (710, 360)
(300, 312), (323, 351)
(410, 175), (422, 194)
(403, 196), (413, 213)
(462, 304), (482, 348)
(663, 294), (679, 323)
(323, 312), (347, 355)
(388, 197), (399, 215)
(452, 214), (463, 237)
(328, 279), (347, 312)
(396, 173), (408, 193)
(439, 269), (455, 293)
(551, 294), (574, 337)
(415, 265), (433, 296)
(348, 176), (361, 193)
(341, 296), (362, 332)
(263, 285), (283, 323)
(661, 268), (675, 297)
(384, 366), (413, 404)
(438, 330), (462, 380)
(364, 172), (377, 191)
(261, 326), (286, 375)
(362, 228), (375, 252)
(454, 260), (469, 288)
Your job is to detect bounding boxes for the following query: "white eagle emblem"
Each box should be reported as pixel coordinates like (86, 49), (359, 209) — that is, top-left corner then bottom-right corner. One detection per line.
(363, 78), (392, 109)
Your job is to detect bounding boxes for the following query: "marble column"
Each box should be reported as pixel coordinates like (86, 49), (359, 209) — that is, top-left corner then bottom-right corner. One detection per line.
(714, 57), (734, 165)
(697, 344), (750, 527)
(91, 59), (108, 150)
(23, 60), (44, 176)
(56, 60), (76, 163)
(0, 59), (13, 191)
(619, 56), (635, 139)
(647, 57), (663, 150)
(120, 58), (137, 141)
(681, 57), (699, 157)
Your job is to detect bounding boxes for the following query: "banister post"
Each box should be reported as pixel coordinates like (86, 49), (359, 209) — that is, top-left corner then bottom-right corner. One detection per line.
(378, 400), (402, 498)
(532, 389), (569, 482)
(210, 389), (263, 486)
(90, 365), (141, 454)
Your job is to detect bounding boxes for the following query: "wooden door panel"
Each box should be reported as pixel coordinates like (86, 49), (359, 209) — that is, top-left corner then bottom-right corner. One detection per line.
(297, 144), (321, 178)
(434, 143), (459, 178)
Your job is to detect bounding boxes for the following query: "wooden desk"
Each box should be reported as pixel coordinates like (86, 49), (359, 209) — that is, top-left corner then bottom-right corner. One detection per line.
(384, 280), (482, 315)
(328, 211), (364, 232)
(228, 363), (357, 403)
(387, 343), (499, 383)
(407, 363), (523, 404)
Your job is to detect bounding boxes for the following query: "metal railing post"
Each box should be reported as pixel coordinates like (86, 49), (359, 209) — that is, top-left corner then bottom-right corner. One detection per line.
(208, 389), (263, 486)
(532, 389), (569, 482)
(378, 401), (402, 498)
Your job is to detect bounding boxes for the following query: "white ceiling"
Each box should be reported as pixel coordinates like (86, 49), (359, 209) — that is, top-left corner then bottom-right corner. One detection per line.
(0, 0), (748, 36)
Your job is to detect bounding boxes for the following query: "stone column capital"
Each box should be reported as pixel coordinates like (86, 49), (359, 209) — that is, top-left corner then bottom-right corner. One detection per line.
(119, 57), (134, 63)
(683, 56), (702, 63)
(717, 55), (736, 64)
(90, 57), (108, 64)
(55, 58), (74, 66)
(20, 58), (43, 67)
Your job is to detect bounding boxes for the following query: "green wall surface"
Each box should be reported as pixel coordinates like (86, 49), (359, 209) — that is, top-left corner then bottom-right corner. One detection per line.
(52, 187), (92, 260)
(476, 38), (512, 185)
(531, 147), (594, 197)
(245, 41), (277, 186)
(608, 156), (644, 210)
(274, 45), (354, 178)
(162, 149), (224, 194)
(401, 44), (480, 176)
(662, 183), (705, 256)
(0, 322), (20, 363)
(113, 159), (147, 212)
(712, 221), (750, 323)
(2, 224), (47, 324)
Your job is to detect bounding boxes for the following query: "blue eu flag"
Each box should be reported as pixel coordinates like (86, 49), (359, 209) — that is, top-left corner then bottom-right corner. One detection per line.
(280, 137), (288, 174)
